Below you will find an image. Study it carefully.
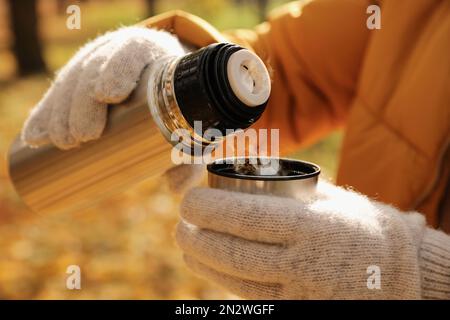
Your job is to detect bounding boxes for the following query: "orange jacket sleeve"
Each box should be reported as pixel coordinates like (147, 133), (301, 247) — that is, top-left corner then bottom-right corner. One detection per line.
(142, 0), (371, 153)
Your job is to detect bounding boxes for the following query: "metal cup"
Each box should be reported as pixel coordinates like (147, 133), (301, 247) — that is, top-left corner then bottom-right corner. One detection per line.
(207, 157), (320, 199)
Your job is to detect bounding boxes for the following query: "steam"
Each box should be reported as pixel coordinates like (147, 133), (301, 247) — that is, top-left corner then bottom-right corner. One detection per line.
(234, 158), (281, 176)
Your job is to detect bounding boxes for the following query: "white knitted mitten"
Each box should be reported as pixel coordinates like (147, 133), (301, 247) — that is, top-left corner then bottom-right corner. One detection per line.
(163, 164), (206, 194)
(177, 181), (450, 299)
(22, 26), (186, 149)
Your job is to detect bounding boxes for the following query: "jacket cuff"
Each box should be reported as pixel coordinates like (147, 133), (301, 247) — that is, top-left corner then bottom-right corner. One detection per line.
(419, 228), (450, 299)
(138, 10), (227, 48)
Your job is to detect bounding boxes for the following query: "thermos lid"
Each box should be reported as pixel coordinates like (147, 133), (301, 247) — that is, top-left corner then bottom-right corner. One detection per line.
(173, 43), (271, 134)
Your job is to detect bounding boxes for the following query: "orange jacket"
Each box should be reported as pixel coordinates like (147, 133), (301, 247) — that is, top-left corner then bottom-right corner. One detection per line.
(141, 0), (450, 228)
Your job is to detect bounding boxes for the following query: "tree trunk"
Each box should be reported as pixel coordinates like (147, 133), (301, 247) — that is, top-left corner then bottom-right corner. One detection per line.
(256, 0), (268, 22)
(146, 0), (157, 17)
(8, 0), (47, 76)
(56, 0), (68, 15)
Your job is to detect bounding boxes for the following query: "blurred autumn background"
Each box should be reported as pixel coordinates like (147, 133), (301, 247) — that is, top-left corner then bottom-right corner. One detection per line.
(0, 0), (341, 299)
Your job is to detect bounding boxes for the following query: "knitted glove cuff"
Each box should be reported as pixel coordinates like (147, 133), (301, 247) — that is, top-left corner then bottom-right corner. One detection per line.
(419, 228), (450, 299)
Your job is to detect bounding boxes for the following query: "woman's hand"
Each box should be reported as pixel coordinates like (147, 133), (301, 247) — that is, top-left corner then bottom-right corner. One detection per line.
(176, 181), (450, 299)
(22, 27), (185, 149)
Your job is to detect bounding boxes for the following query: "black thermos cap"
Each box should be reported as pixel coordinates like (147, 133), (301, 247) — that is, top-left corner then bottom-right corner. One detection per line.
(173, 43), (269, 134)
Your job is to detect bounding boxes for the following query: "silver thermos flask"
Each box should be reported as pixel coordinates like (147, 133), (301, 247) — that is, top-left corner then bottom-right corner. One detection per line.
(7, 43), (271, 215)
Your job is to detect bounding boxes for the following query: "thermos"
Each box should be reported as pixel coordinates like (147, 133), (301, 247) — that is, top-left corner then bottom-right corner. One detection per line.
(8, 43), (271, 215)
